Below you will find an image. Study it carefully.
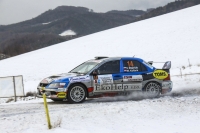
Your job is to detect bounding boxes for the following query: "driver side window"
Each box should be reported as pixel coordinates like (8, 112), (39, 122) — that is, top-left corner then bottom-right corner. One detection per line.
(97, 60), (120, 74)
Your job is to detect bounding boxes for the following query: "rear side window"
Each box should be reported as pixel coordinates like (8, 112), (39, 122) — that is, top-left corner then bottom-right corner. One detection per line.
(141, 63), (147, 71)
(123, 60), (147, 72)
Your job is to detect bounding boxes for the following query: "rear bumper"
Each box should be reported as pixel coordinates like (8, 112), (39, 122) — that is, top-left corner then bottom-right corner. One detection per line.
(161, 81), (173, 94)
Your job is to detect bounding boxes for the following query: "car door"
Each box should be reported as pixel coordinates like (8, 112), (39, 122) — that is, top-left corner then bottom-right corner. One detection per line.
(93, 60), (121, 92)
(121, 59), (148, 91)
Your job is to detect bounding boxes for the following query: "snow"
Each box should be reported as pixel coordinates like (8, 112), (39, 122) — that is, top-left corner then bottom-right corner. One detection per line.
(59, 30), (76, 36)
(1, 95), (200, 133)
(42, 19), (59, 25)
(42, 22), (52, 25)
(0, 5), (200, 133)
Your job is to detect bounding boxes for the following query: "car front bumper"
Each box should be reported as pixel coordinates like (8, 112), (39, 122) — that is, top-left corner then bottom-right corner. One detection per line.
(37, 87), (67, 99)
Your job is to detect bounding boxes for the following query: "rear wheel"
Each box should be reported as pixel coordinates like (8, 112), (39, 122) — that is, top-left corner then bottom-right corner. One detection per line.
(67, 84), (86, 103)
(144, 82), (161, 98)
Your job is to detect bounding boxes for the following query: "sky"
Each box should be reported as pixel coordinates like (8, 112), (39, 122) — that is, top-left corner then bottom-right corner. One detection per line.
(0, 0), (175, 25)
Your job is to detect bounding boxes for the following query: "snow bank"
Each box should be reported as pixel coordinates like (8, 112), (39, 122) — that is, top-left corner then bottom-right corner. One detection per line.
(59, 30), (76, 36)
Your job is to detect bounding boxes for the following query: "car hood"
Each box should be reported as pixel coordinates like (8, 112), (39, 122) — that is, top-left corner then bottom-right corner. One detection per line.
(40, 73), (83, 84)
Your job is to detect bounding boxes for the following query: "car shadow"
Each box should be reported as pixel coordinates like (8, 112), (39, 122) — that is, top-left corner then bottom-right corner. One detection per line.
(40, 88), (200, 105)
(45, 92), (155, 105)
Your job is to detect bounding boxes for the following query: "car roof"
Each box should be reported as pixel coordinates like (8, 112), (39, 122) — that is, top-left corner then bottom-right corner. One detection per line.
(88, 57), (144, 62)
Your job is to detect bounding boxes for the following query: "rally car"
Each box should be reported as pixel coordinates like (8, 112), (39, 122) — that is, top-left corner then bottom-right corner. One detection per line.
(37, 57), (172, 103)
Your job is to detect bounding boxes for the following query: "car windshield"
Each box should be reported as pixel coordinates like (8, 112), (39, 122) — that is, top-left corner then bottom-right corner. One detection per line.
(70, 62), (99, 74)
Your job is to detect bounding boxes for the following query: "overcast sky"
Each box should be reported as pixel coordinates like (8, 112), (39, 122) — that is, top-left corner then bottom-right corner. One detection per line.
(0, 0), (174, 25)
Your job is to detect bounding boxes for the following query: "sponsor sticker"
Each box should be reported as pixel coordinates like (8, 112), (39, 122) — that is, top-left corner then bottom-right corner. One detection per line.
(94, 83), (142, 92)
(94, 84), (123, 92)
(123, 67), (138, 72)
(153, 70), (168, 80)
(50, 95), (57, 98)
(57, 92), (66, 98)
(70, 76), (90, 82)
(95, 75), (113, 84)
(123, 75), (143, 81)
(123, 84), (141, 91)
(97, 79), (101, 84)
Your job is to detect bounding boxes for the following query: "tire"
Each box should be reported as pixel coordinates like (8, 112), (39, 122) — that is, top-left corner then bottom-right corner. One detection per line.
(37, 89), (42, 95)
(67, 84), (86, 103)
(36, 89), (42, 98)
(144, 82), (161, 98)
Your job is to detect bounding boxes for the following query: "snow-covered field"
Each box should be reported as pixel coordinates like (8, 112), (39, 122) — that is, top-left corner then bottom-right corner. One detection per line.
(1, 95), (200, 133)
(0, 5), (200, 133)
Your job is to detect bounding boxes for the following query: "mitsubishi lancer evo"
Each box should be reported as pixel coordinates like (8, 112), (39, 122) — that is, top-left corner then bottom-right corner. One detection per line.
(37, 57), (172, 103)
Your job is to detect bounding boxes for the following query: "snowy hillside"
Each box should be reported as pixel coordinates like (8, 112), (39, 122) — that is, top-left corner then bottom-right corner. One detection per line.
(0, 5), (200, 133)
(0, 5), (200, 93)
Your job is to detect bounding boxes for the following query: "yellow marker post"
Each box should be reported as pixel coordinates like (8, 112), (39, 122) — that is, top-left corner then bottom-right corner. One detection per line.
(43, 93), (52, 129)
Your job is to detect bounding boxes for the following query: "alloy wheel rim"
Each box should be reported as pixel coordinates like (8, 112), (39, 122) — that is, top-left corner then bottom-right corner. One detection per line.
(70, 86), (85, 102)
(146, 83), (160, 97)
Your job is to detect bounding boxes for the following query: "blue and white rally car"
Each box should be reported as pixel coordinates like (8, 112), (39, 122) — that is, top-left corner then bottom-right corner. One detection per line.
(37, 57), (172, 103)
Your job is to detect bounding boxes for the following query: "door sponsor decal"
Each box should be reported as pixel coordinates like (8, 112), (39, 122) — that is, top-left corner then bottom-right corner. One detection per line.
(94, 75), (113, 85)
(93, 74), (142, 92)
(153, 70), (168, 80)
(123, 75), (143, 82)
(94, 84), (142, 92)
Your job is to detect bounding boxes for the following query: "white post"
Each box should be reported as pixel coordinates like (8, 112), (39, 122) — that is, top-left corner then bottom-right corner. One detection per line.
(13, 76), (17, 102)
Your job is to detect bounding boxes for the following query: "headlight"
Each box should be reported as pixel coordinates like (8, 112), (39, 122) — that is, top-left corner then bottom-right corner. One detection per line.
(48, 83), (66, 88)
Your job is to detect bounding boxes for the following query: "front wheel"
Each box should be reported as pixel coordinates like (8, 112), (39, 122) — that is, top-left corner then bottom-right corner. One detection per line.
(144, 82), (161, 98)
(67, 84), (86, 103)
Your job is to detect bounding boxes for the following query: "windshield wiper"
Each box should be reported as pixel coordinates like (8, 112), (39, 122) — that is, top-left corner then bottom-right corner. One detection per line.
(72, 72), (84, 74)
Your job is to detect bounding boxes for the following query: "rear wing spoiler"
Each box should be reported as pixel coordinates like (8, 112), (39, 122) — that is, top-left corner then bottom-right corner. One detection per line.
(148, 61), (171, 69)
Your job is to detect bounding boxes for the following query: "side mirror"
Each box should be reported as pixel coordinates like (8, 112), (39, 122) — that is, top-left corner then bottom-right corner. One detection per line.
(92, 69), (99, 75)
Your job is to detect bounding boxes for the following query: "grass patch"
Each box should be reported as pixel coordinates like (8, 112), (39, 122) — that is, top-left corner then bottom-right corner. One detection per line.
(6, 98), (14, 103)
(26, 91), (37, 97)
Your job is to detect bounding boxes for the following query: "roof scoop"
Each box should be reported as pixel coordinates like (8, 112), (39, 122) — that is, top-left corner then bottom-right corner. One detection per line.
(94, 56), (108, 60)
